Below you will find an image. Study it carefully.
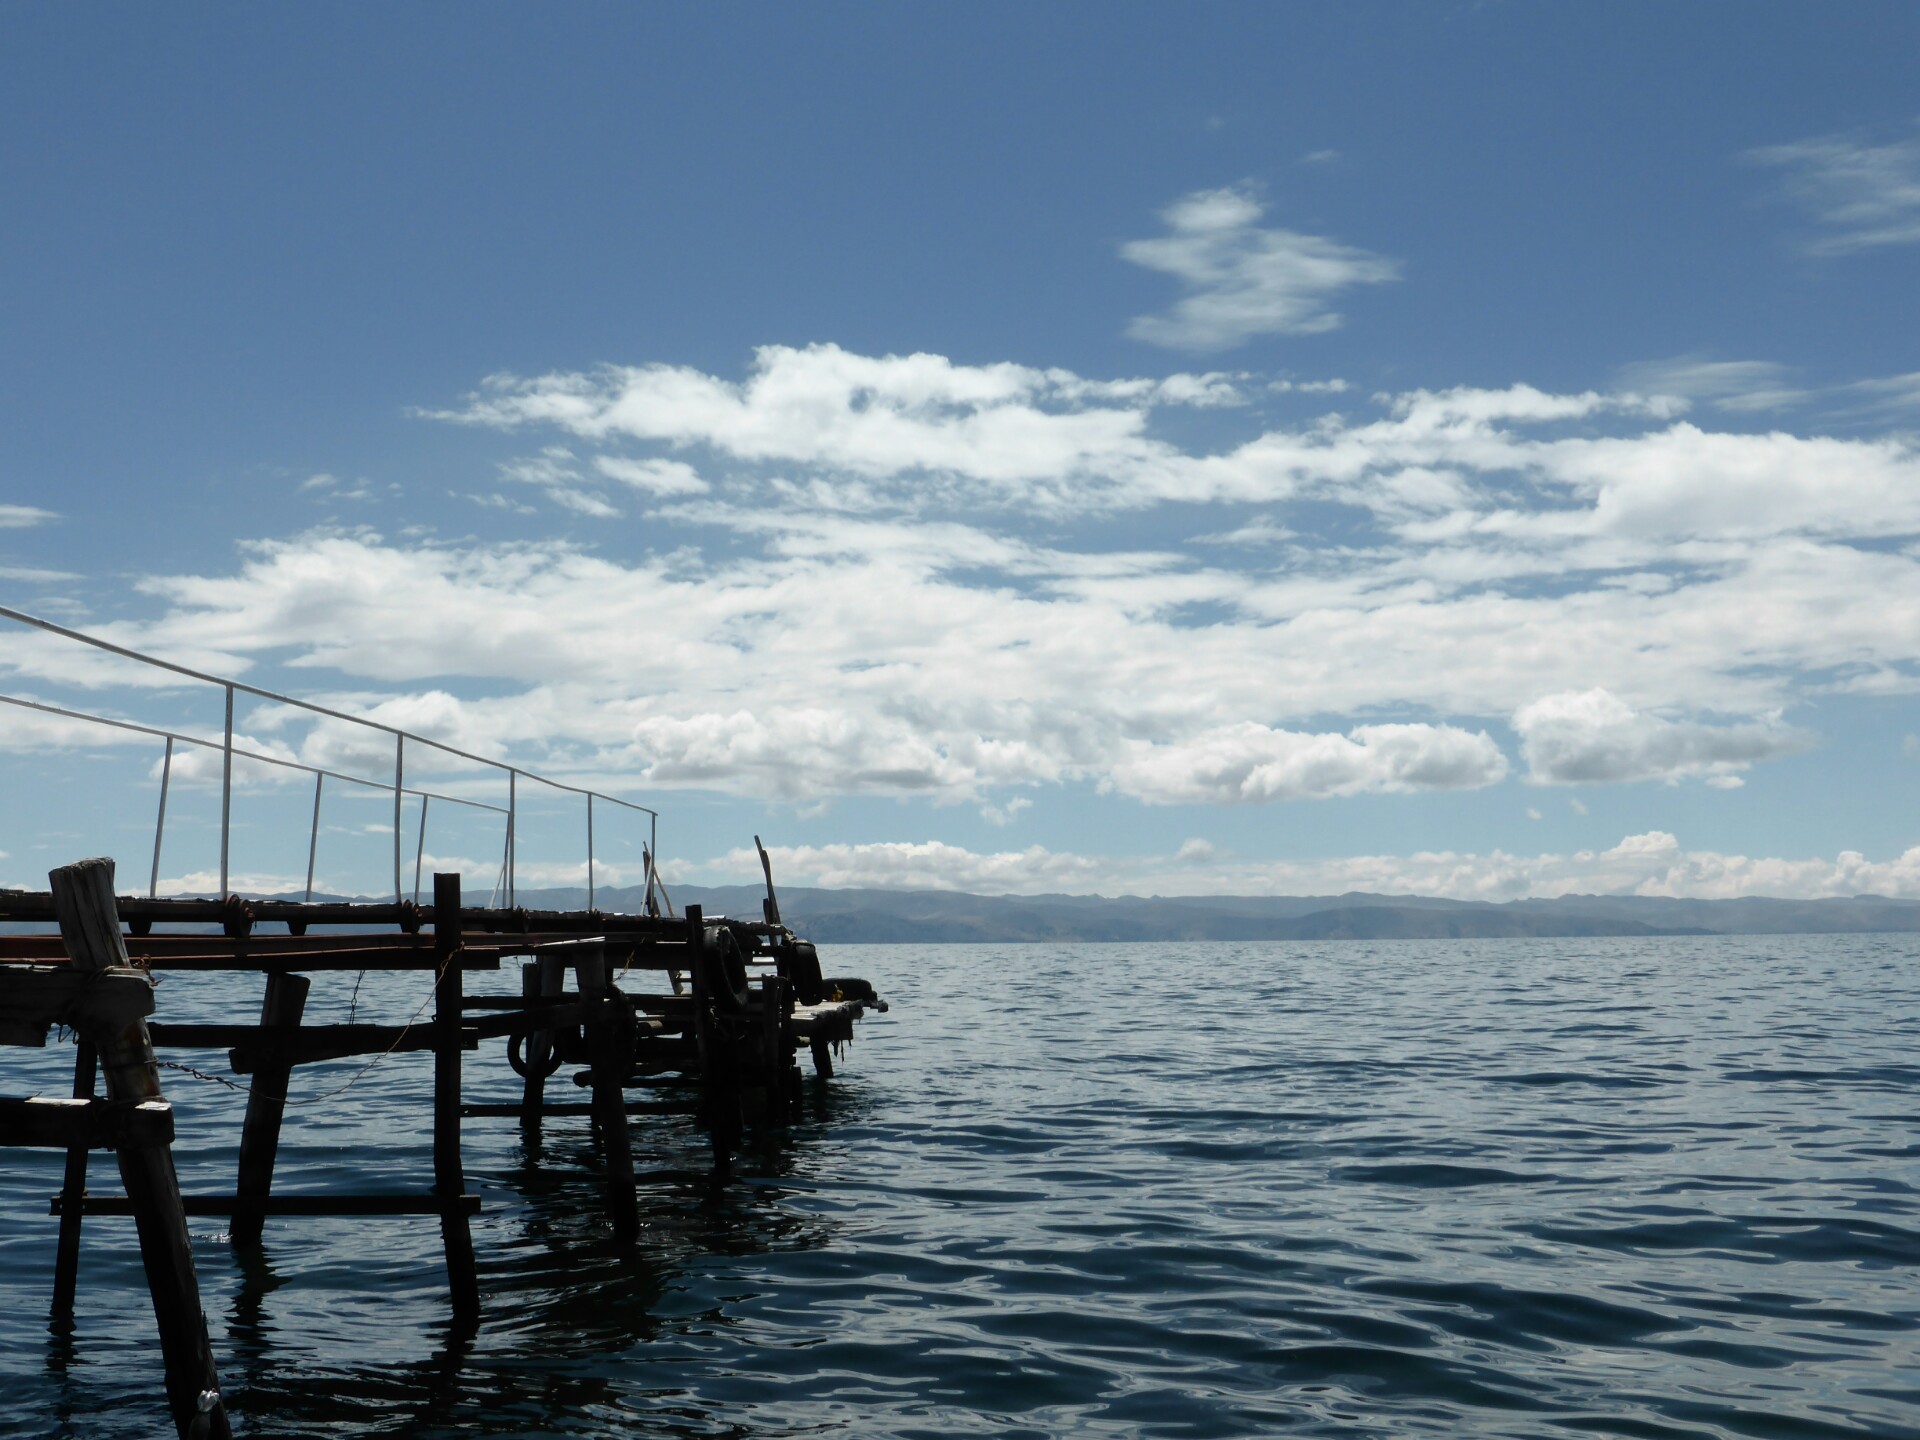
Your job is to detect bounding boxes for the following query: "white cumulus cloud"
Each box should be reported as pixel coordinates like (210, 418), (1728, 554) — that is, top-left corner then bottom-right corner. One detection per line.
(1121, 186), (1400, 350)
(1110, 721), (1509, 804)
(1513, 689), (1811, 786)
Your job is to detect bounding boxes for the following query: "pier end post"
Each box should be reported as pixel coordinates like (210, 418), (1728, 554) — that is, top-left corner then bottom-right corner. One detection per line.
(51, 856), (231, 1440)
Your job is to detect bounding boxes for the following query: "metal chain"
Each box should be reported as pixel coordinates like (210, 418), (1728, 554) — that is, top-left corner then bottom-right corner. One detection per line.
(146, 948), (455, 1106)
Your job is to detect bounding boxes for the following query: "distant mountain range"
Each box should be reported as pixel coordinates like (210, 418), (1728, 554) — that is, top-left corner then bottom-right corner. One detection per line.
(9, 882), (1919, 943)
(506, 883), (1920, 943)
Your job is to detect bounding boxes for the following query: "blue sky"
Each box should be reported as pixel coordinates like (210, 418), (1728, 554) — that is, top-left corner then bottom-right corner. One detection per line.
(5, 2), (1920, 901)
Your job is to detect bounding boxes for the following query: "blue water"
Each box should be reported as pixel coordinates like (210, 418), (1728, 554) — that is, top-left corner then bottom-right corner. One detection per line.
(2, 936), (1917, 1437)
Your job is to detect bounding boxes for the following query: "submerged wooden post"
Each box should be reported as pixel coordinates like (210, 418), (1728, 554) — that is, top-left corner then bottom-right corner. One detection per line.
(686, 905), (738, 1173)
(49, 1039), (99, 1324)
(51, 857), (231, 1440)
(230, 972), (309, 1245)
(517, 955), (567, 1130)
(431, 872), (480, 1330)
(759, 972), (787, 1122)
(577, 942), (638, 1240)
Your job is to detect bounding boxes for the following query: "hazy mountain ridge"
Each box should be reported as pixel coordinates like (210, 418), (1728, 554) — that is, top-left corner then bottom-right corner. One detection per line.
(7, 883), (1918, 943)
(508, 884), (1920, 943)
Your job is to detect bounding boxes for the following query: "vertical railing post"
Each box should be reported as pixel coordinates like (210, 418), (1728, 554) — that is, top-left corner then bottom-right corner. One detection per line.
(413, 795), (430, 904)
(507, 768), (517, 908)
(304, 772), (324, 902)
(150, 736), (173, 898)
(219, 684), (234, 898)
(392, 734), (404, 905)
(587, 793), (595, 911)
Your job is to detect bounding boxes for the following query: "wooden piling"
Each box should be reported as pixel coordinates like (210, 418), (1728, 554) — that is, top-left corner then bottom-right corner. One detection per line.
(230, 972), (309, 1245)
(517, 954), (567, 1129)
(685, 906), (729, 1171)
(431, 873), (480, 1330)
(577, 941), (639, 1240)
(759, 972), (787, 1122)
(50, 1039), (98, 1325)
(50, 857), (230, 1440)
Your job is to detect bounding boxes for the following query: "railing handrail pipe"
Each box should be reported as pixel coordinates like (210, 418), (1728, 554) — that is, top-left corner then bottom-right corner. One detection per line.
(1, 605), (661, 901)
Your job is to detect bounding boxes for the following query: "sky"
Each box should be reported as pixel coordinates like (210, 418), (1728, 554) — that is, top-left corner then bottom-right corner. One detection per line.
(4, 2), (1920, 903)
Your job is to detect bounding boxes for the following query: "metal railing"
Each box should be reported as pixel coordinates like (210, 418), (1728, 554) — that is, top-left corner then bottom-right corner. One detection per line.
(0, 605), (657, 908)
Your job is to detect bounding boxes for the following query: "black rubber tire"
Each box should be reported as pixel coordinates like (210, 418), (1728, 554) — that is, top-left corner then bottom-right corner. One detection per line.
(507, 1028), (565, 1080)
(701, 928), (753, 1014)
(789, 941), (825, 1005)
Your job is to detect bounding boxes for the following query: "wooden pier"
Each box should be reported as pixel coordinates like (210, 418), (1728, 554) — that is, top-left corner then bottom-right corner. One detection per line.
(0, 855), (885, 1438)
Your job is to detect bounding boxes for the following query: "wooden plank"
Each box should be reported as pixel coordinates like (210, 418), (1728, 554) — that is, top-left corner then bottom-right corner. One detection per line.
(462, 1100), (696, 1118)
(2, 889), (740, 945)
(0, 964), (92, 1039)
(55, 1192), (482, 1217)
(788, 1000), (864, 1039)
(0, 1095), (173, 1150)
(467, 999), (628, 1043)
(2, 941), (501, 972)
(141, 1023), (478, 1070)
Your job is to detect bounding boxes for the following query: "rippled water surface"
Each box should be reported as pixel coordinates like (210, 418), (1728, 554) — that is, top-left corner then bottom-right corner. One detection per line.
(2, 936), (1917, 1437)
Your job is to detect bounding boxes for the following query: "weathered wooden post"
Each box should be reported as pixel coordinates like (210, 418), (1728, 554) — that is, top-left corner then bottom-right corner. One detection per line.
(576, 940), (639, 1240)
(516, 954), (567, 1129)
(759, 972), (787, 1122)
(431, 872), (481, 1330)
(50, 857), (231, 1440)
(49, 1039), (99, 1323)
(230, 971), (309, 1245)
(685, 905), (739, 1172)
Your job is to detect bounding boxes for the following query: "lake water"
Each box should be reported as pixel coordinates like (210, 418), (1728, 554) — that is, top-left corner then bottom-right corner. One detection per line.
(1, 935), (1917, 1438)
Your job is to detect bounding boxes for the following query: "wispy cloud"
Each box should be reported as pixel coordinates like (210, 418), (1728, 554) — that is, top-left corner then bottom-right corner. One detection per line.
(1120, 186), (1400, 350)
(1618, 355), (1920, 422)
(1749, 128), (1920, 254)
(1845, 370), (1920, 414)
(1615, 356), (1806, 413)
(594, 455), (708, 496)
(499, 446), (619, 517)
(0, 505), (58, 529)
